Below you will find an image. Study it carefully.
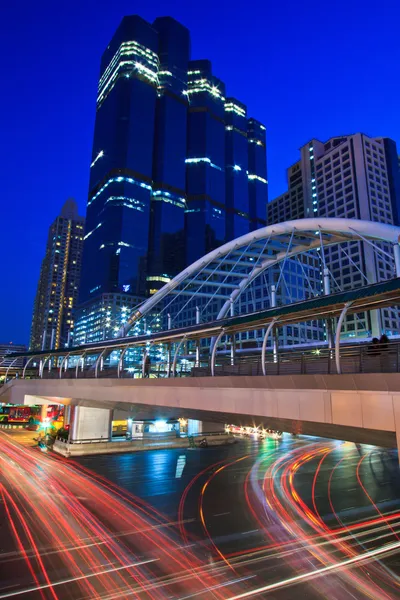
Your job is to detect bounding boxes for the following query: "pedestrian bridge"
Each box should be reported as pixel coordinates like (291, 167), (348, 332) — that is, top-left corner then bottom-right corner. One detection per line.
(2, 371), (400, 450)
(3, 218), (400, 452)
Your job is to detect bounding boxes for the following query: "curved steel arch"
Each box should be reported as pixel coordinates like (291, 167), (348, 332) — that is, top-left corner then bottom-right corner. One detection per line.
(119, 218), (400, 336)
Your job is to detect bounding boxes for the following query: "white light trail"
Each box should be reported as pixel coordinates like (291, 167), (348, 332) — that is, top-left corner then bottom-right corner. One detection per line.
(226, 540), (400, 599)
(0, 558), (159, 599)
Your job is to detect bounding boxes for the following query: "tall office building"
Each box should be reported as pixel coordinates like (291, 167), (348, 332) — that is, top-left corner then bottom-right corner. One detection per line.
(30, 199), (85, 350)
(268, 133), (400, 339)
(75, 15), (267, 344)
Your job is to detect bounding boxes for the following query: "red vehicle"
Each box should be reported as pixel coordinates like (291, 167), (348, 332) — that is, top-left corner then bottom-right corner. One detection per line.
(0, 404), (63, 426)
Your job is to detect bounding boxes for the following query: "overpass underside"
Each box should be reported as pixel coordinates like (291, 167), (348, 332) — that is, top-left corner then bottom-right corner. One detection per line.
(2, 374), (400, 450)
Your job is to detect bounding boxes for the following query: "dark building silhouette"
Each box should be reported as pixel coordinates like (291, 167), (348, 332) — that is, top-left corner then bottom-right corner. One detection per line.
(30, 199), (85, 350)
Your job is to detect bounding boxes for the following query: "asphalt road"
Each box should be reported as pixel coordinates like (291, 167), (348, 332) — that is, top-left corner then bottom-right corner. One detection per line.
(1, 430), (400, 599)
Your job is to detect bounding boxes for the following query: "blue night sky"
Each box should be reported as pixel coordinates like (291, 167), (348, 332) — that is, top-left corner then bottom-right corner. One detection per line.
(1, 0), (399, 344)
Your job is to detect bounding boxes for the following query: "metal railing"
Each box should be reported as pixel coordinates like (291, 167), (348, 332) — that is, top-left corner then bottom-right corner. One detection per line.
(11, 341), (400, 381)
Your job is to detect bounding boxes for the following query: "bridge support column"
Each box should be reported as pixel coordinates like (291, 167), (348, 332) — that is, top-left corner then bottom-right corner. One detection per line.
(70, 406), (113, 442)
(40, 404), (49, 424)
(64, 405), (72, 427)
(187, 420), (225, 435)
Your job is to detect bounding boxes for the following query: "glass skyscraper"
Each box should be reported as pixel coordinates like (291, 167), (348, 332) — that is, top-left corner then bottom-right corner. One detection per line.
(75, 15), (267, 344)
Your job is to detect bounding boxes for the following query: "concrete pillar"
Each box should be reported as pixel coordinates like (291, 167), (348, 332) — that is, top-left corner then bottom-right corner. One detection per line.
(64, 405), (71, 427)
(187, 419), (200, 436)
(199, 421), (225, 433)
(69, 406), (113, 442)
(40, 404), (48, 424)
(187, 420), (225, 435)
(109, 410), (114, 441)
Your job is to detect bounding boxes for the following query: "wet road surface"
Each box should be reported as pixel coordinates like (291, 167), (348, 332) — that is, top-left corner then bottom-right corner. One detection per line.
(1, 430), (400, 598)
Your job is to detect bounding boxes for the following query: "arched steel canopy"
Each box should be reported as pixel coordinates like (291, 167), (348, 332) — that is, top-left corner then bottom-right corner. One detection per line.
(119, 218), (400, 337)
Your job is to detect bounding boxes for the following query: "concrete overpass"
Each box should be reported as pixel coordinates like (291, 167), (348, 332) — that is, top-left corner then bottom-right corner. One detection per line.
(2, 373), (400, 451)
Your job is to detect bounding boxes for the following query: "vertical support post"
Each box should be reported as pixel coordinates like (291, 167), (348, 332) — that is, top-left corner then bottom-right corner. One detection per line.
(261, 319), (278, 376)
(167, 316), (172, 375)
(270, 285), (278, 361)
(323, 267), (331, 296)
(271, 285), (277, 308)
(64, 405), (71, 427)
(108, 410), (113, 442)
(142, 345), (151, 378)
(172, 337), (187, 378)
(394, 242), (400, 278)
(40, 404), (48, 424)
(75, 352), (86, 378)
(95, 349), (106, 378)
(118, 347), (126, 378)
(323, 267), (334, 349)
(211, 330), (225, 377)
(167, 342), (172, 376)
(50, 328), (55, 350)
(230, 334), (236, 366)
(127, 417), (133, 440)
(70, 406), (78, 442)
(194, 307), (201, 369)
(335, 302), (353, 374)
(229, 301), (235, 366)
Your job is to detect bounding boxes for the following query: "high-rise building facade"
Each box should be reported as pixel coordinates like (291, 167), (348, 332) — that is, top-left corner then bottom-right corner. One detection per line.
(30, 199), (85, 350)
(268, 133), (400, 339)
(0, 342), (27, 371)
(75, 15), (267, 344)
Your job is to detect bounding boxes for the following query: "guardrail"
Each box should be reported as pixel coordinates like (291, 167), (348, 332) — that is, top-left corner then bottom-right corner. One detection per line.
(57, 430), (230, 445)
(5, 340), (400, 383)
